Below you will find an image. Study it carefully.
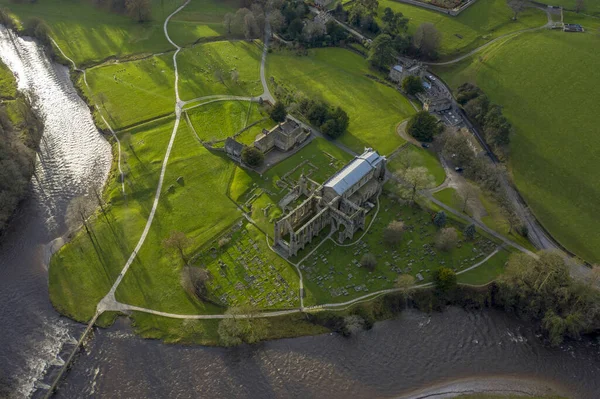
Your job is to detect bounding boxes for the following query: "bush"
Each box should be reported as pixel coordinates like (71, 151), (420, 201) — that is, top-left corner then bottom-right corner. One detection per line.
(401, 75), (424, 95)
(464, 224), (476, 241)
(406, 111), (442, 142)
(435, 227), (458, 251)
(241, 146), (264, 167)
(270, 101), (287, 123)
(432, 266), (457, 293)
(383, 220), (404, 246)
(433, 211), (446, 228)
(360, 253), (377, 270)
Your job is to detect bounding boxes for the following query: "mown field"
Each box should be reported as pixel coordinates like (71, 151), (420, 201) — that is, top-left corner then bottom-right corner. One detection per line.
(377, 0), (546, 59)
(267, 47), (415, 155)
(0, 0), (240, 66)
(434, 30), (600, 263)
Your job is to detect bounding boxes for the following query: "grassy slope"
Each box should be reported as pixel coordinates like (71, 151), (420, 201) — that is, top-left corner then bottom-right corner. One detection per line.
(551, 0), (600, 15)
(84, 54), (176, 129)
(267, 48), (415, 155)
(0, 60), (17, 98)
(378, 0), (546, 59)
(435, 30), (600, 262)
(1, 0), (185, 65)
(186, 100), (267, 142)
(177, 40), (263, 101)
(167, 0), (239, 46)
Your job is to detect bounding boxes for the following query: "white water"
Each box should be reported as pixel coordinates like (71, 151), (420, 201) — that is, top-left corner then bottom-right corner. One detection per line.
(0, 27), (111, 233)
(0, 26), (112, 398)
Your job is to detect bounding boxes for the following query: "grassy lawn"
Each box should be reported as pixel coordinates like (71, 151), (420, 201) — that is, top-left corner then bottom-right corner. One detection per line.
(457, 247), (510, 285)
(84, 54), (175, 129)
(167, 0), (239, 46)
(434, 30), (600, 263)
(1, 0), (186, 66)
(388, 144), (446, 186)
(267, 47), (415, 155)
(552, 0), (600, 15)
(177, 40), (263, 101)
(185, 100), (267, 142)
(377, 0), (546, 59)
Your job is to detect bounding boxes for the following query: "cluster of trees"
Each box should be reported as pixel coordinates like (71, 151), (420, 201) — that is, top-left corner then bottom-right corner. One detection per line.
(224, 2), (269, 40)
(496, 251), (600, 346)
(439, 130), (525, 236)
(217, 304), (270, 346)
(0, 79), (43, 234)
(241, 146), (264, 167)
(407, 111), (443, 142)
(273, 87), (349, 139)
(457, 83), (512, 158)
(401, 75), (424, 96)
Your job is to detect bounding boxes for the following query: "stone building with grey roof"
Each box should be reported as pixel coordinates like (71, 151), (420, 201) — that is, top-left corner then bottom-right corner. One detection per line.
(274, 148), (386, 257)
(254, 117), (310, 154)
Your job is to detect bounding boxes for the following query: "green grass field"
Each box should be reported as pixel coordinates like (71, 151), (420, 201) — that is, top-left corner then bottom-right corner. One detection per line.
(167, 0), (239, 46)
(434, 30), (600, 263)
(456, 247), (510, 285)
(1, 0), (187, 66)
(377, 0), (546, 59)
(185, 100), (267, 142)
(84, 54), (175, 129)
(177, 40), (263, 101)
(0, 60), (17, 99)
(267, 48), (415, 154)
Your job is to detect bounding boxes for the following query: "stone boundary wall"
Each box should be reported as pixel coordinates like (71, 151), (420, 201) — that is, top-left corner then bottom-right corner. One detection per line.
(390, 0), (479, 16)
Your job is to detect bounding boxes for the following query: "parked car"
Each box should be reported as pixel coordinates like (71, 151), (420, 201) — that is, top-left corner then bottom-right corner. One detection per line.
(421, 143), (430, 149)
(455, 167), (464, 173)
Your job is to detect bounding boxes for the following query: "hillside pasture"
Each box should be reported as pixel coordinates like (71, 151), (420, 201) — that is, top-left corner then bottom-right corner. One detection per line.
(267, 48), (414, 155)
(434, 30), (600, 262)
(377, 0), (546, 59)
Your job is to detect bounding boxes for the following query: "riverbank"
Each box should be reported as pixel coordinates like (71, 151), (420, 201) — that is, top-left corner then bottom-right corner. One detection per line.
(399, 376), (568, 399)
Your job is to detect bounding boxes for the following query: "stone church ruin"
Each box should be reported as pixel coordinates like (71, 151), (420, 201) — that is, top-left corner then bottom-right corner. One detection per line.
(274, 148), (386, 257)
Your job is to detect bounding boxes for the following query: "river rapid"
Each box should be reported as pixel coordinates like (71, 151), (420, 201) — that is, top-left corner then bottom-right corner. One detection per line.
(0, 27), (600, 399)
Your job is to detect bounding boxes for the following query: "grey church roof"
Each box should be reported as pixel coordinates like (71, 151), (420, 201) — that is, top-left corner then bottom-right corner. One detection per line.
(324, 149), (384, 196)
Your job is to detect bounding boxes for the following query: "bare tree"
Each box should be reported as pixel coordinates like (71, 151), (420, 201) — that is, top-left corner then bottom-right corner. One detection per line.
(506, 0), (527, 20)
(396, 274), (416, 307)
(162, 231), (193, 265)
(413, 23), (441, 58)
(267, 10), (285, 35)
(436, 227), (458, 251)
(575, 0), (585, 13)
(403, 167), (435, 201)
(223, 13), (234, 34)
(126, 0), (152, 22)
(394, 149), (423, 173)
(453, 182), (480, 213)
(217, 305), (270, 346)
(244, 13), (259, 40)
(384, 220), (405, 246)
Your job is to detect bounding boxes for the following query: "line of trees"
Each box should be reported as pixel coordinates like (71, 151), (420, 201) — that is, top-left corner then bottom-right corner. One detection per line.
(273, 85), (349, 139)
(0, 60), (43, 234)
(456, 83), (513, 159)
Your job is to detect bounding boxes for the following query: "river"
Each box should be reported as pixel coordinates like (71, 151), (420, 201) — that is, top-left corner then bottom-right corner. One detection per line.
(0, 27), (600, 399)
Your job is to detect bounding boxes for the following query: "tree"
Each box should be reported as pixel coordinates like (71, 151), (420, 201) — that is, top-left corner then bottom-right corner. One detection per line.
(435, 227), (458, 251)
(507, 0), (527, 20)
(455, 182), (479, 213)
(232, 8), (251, 36)
(381, 7), (408, 35)
(368, 34), (396, 69)
(576, 0), (585, 13)
(287, 18), (304, 40)
(384, 220), (405, 246)
(433, 211), (446, 228)
(360, 253), (377, 270)
(223, 13), (234, 34)
(394, 149), (423, 172)
(403, 167), (435, 201)
(267, 9), (285, 34)
(162, 231), (193, 265)
(241, 146), (264, 167)
(464, 224), (476, 241)
(396, 274), (416, 307)
(432, 266), (457, 293)
(402, 75), (424, 96)
(406, 111), (442, 142)
(126, 0), (152, 22)
(244, 13), (259, 39)
(217, 305), (270, 346)
(302, 20), (326, 44)
(307, 101), (328, 125)
(441, 130), (475, 168)
(0, 8), (16, 31)
(321, 118), (343, 139)
(413, 23), (441, 58)
(181, 266), (212, 302)
(270, 102), (287, 123)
